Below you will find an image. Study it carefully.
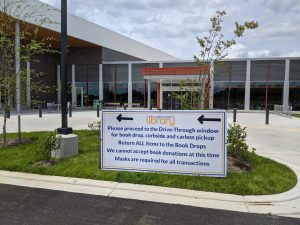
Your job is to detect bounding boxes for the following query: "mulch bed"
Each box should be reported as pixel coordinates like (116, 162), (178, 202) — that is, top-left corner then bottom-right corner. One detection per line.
(227, 156), (253, 172)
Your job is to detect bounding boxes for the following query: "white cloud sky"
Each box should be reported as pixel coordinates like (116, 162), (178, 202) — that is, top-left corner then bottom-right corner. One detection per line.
(40, 0), (300, 60)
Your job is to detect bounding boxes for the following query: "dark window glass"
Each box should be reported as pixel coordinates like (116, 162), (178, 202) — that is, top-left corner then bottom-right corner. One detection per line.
(289, 81), (300, 110)
(116, 64), (128, 83)
(251, 60), (285, 81)
(213, 82), (245, 109)
(229, 82), (245, 109)
(87, 82), (99, 106)
(103, 65), (114, 82)
(132, 64), (145, 82)
(103, 82), (128, 105)
(103, 83), (114, 103)
(214, 61), (246, 82)
(151, 81), (157, 108)
(290, 60), (300, 81)
(102, 64), (128, 105)
(132, 82), (145, 106)
(103, 64), (128, 82)
(213, 82), (229, 109)
(116, 83), (128, 105)
(214, 63), (229, 82)
(250, 82), (283, 110)
(231, 61), (247, 81)
(132, 63), (159, 82)
(75, 64), (87, 82)
(88, 65), (99, 82)
(76, 82), (86, 94)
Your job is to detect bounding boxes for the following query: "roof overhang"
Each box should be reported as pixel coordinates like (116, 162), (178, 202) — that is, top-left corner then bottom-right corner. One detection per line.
(142, 66), (210, 81)
(2, 0), (179, 61)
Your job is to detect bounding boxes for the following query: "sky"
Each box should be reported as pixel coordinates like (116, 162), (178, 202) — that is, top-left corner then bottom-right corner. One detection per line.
(40, 0), (300, 60)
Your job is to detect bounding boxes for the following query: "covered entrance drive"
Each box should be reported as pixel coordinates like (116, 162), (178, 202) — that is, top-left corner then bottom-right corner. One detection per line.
(142, 66), (210, 110)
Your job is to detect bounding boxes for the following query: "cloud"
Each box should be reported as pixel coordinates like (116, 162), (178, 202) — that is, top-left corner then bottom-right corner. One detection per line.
(261, 0), (300, 13)
(248, 50), (271, 58)
(281, 51), (300, 57)
(40, 0), (300, 59)
(227, 43), (248, 58)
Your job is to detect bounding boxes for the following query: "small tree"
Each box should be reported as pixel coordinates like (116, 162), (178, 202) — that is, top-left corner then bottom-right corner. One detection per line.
(0, 0), (57, 143)
(176, 10), (258, 109)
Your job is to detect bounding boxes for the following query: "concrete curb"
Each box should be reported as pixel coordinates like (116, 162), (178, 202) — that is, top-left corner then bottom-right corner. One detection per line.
(0, 152), (299, 218)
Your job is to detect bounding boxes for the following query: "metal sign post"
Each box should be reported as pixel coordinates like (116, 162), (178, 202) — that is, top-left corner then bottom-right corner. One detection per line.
(57, 0), (72, 135)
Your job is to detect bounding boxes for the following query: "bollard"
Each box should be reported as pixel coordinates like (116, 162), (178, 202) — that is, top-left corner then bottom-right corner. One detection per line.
(39, 106), (42, 118)
(18, 115), (21, 142)
(69, 104), (72, 117)
(233, 108), (237, 123)
(97, 104), (100, 118)
(265, 109), (269, 125)
(7, 109), (10, 119)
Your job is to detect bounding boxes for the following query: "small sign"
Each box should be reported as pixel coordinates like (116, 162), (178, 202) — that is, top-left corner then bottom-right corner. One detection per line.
(101, 110), (227, 177)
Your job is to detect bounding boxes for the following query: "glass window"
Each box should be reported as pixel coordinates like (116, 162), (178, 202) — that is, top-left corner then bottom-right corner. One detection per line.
(75, 64), (87, 82)
(290, 60), (300, 81)
(103, 65), (114, 82)
(103, 82), (128, 105)
(103, 82), (114, 103)
(132, 63), (159, 82)
(116, 64), (128, 83)
(214, 61), (246, 82)
(213, 82), (245, 109)
(87, 82), (99, 106)
(132, 64), (145, 82)
(75, 82), (87, 94)
(289, 81), (300, 110)
(231, 61), (247, 81)
(229, 82), (245, 109)
(151, 81), (157, 108)
(213, 82), (229, 109)
(250, 82), (283, 110)
(88, 64), (99, 82)
(132, 82), (145, 106)
(116, 83), (128, 105)
(214, 62), (229, 82)
(251, 60), (285, 81)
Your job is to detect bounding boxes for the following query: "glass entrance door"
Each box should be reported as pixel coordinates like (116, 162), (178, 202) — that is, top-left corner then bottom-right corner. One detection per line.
(162, 91), (182, 110)
(76, 87), (83, 108)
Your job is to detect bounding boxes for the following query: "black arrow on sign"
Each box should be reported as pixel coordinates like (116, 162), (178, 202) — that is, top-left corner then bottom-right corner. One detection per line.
(116, 114), (133, 122)
(197, 115), (221, 124)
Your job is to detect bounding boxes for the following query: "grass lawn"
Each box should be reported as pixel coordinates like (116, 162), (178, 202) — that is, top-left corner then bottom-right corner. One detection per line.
(0, 130), (297, 196)
(293, 114), (300, 118)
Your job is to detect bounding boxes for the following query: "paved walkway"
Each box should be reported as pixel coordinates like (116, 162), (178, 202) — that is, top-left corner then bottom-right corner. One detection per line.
(0, 109), (99, 133)
(0, 111), (299, 218)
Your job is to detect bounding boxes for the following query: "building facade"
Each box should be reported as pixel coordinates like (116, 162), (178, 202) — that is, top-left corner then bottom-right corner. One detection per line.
(2, 0), (299, 112)
(54, 58), (299, 111)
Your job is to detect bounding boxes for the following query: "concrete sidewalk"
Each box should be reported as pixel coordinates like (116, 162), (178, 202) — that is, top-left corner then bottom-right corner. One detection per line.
(0, 110), (99, 133)
(0, 111), (299, 218)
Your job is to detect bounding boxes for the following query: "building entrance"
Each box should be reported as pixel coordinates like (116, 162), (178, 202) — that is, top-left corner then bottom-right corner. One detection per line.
(162, 91), (181, 110)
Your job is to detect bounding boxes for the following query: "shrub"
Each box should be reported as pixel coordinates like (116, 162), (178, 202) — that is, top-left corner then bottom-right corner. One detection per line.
(35, 131), (61, 162)
(227, 123), (255, 170)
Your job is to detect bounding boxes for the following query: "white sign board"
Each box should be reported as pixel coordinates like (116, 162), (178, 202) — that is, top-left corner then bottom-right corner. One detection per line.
(101, 110), (227, 177)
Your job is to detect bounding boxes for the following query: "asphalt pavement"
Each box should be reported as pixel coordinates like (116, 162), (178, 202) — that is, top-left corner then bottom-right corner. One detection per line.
(1, 184), (299, 225)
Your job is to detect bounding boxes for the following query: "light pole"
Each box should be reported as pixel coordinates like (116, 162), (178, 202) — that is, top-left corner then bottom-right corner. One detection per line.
(57, 0), (72, 135)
